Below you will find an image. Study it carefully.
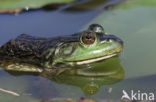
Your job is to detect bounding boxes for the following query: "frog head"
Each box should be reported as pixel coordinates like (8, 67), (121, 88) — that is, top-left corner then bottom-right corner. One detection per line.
(52, 24), (123, 66)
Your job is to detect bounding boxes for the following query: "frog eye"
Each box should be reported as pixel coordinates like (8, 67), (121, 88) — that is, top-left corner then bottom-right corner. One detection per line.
(81, 31), (96, 45)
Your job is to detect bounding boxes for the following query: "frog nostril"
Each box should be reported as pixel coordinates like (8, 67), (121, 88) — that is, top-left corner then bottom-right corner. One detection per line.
(106, 38), (113, 42)
(107, 38), (123, 45)
(109, 39), (113, 42)
(116, 38), (124, 45)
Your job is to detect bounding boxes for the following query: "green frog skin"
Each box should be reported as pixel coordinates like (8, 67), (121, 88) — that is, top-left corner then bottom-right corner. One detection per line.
(0, 24), (123, 72)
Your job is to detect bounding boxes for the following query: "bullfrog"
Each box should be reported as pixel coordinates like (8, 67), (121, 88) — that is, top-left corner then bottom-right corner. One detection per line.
(0, 24), (123, 73)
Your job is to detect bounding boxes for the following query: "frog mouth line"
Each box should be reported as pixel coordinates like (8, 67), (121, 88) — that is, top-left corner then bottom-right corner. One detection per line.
(76, 53), (117, 65)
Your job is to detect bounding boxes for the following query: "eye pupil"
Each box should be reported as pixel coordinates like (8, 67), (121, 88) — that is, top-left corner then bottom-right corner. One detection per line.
(86, 35), (92, 39)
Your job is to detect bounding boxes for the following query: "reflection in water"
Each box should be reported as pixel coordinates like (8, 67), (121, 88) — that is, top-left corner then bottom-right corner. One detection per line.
(0, 56), (124, 95)
(41, 56), (125, 95)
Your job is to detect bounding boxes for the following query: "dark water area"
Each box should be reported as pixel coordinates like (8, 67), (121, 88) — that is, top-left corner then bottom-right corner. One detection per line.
(0, 10), (101, 45)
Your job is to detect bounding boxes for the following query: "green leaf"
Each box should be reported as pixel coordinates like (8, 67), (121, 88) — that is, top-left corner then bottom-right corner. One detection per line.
(68, 0), (107, 9)
(0, 0), (75, 9)
(117, 0), (156, 9)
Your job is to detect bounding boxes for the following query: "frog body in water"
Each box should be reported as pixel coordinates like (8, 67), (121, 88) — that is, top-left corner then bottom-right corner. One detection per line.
(0, 24), (123, 73)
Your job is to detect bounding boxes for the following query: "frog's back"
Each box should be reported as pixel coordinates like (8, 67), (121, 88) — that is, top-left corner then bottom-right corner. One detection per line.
(0, 34), (79, 66)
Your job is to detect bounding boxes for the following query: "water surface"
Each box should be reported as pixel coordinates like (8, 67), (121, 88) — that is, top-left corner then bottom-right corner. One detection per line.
(0, 0), (156, 101)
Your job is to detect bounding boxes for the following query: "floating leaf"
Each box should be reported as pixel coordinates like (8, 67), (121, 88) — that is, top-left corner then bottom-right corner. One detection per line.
(85, 0), (156, 79)
(117, 0), (156, 8)
(0, 0), (75, 10)
(68, 0), (107, 10)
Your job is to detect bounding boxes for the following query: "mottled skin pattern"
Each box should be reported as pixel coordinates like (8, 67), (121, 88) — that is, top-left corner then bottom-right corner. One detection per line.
(0, 33), (79, 67)
(0, 24), (123, 73)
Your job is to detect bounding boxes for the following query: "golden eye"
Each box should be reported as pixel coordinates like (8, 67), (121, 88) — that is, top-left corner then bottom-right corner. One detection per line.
(81, 31), (96, 45)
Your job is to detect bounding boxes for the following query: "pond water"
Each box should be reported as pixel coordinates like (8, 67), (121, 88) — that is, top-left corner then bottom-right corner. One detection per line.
(0, 0), (156, 102)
